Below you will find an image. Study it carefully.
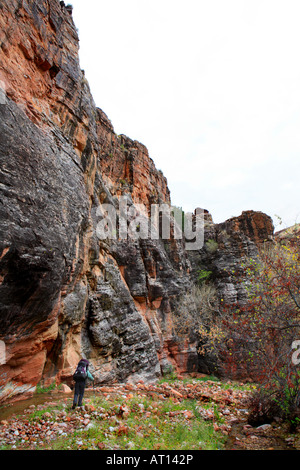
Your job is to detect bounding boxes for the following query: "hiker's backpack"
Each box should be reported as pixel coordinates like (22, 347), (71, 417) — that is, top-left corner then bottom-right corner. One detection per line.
(73, 361), (88, 381)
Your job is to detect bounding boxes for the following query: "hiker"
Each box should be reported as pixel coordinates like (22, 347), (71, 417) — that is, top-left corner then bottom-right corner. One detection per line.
(72, 358), (94, 409)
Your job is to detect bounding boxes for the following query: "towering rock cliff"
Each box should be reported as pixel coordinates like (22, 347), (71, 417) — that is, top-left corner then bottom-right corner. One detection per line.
(0, 0), (274, 402)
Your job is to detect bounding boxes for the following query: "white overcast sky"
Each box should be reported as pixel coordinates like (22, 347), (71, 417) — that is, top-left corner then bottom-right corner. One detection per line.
(70, 0), (300, 230)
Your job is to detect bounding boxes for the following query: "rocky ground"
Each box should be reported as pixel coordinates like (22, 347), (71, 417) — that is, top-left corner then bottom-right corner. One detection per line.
(0, 377), (298, 451)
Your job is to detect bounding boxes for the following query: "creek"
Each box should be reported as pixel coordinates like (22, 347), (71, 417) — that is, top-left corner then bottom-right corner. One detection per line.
(0, 389), (95, 422)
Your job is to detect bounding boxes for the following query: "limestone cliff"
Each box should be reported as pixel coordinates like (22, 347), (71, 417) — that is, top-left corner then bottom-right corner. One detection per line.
(0, 0), (274, 403)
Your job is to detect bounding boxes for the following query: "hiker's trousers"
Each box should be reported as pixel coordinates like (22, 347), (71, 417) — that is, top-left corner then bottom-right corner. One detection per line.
(73, 379), (86, 406)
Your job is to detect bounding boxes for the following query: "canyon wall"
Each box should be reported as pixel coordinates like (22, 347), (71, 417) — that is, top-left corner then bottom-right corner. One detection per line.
(0, 0), (274, 402)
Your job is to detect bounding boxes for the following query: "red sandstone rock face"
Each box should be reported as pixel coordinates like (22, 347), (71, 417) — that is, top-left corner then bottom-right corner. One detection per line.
(0, 0), (169, 211)
(220, 211), (274, 250)
(0, 0), (188, 402)
(96, 112), (170, 209)
(0, 0), (80, 125)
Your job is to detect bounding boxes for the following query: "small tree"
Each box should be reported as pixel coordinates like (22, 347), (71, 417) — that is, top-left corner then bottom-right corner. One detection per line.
(173, 284), (224, 356)
(218, 238), (300, 423)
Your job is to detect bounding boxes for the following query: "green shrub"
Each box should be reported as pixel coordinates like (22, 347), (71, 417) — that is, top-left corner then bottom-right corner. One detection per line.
(205, 239), (218, 254)
(197, 269), (212, 285)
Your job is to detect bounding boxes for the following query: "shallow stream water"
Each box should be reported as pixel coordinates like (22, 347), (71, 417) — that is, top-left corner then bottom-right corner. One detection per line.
(0, 389), (96, 422)
(0, 393), (66, 421)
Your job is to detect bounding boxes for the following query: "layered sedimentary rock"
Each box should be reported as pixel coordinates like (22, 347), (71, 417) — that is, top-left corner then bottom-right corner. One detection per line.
(0, 0), (194, 402)
(0, 0), (275, 402)
(188, 210), (274, 304)
(97, 110), (170, 209)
